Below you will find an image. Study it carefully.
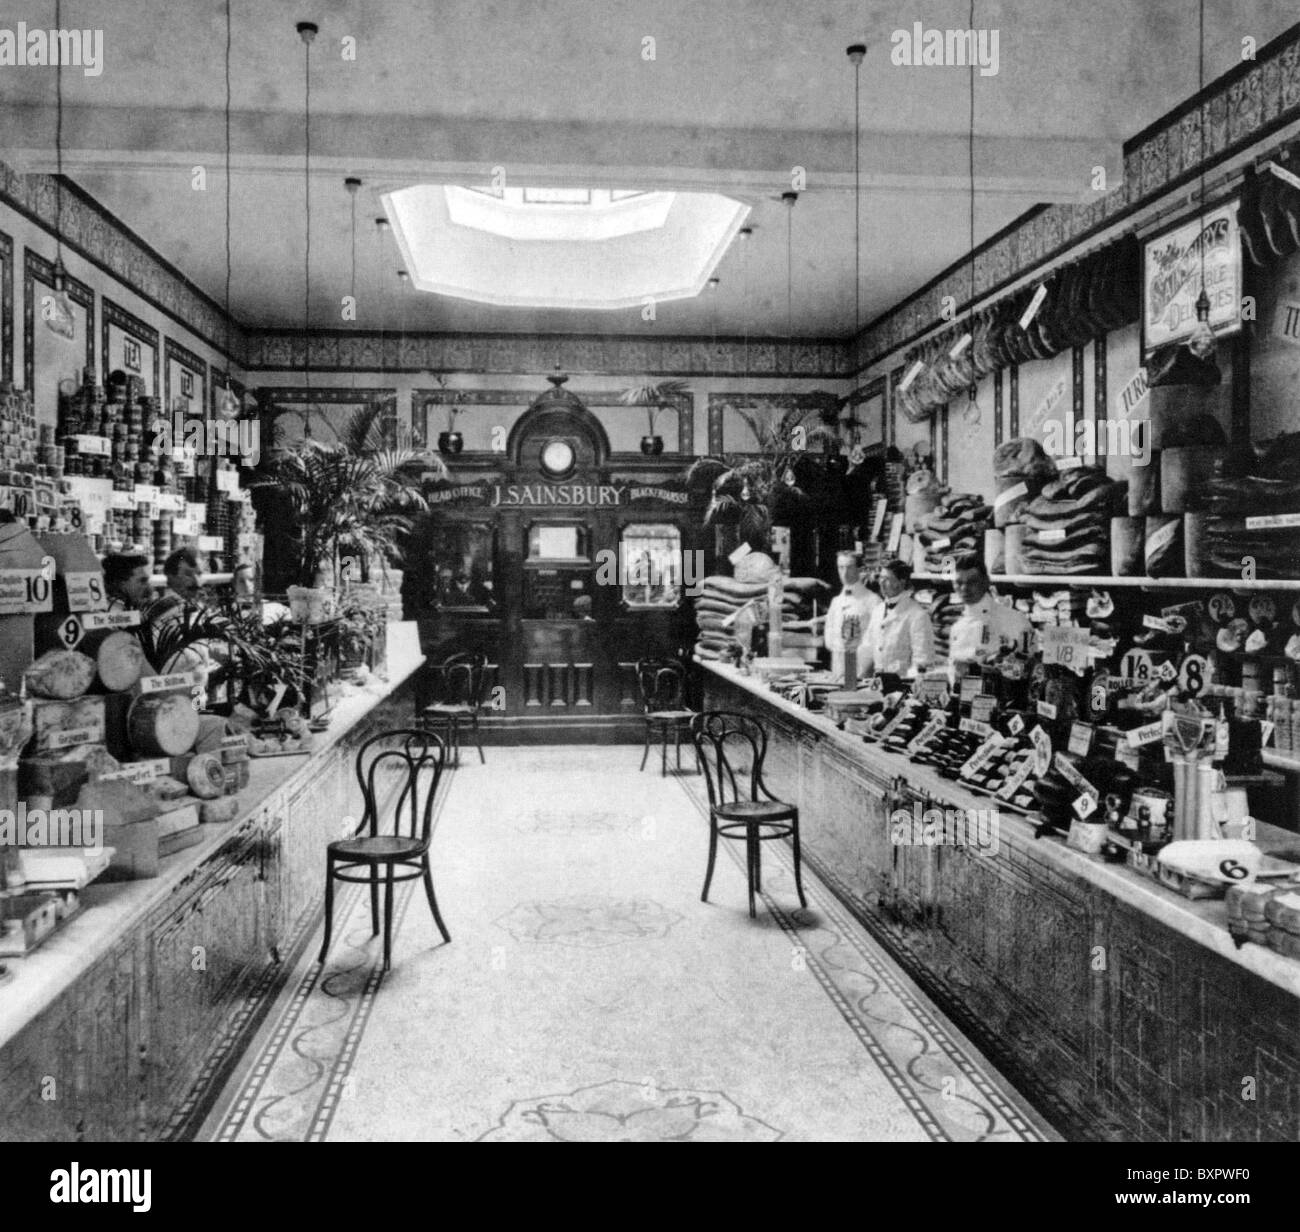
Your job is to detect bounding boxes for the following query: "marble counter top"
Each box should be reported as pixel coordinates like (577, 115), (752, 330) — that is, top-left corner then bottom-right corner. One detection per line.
(700, 659), (1300, 999)
(0, 623), (426, 1050)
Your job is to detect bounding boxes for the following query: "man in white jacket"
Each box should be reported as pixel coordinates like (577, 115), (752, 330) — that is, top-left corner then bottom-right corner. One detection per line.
(824, 550), (880, 678)
(860, 558), (934, 680)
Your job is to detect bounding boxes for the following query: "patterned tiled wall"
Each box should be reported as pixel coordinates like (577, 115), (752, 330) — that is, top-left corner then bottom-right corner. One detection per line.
(244, 331), (847, 378)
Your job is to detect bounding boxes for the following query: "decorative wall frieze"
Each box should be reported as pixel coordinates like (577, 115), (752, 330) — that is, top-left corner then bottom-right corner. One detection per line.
(0, 160), (243, 364)
(852, 21), (1300, 373)
(244, 330), (848, 379)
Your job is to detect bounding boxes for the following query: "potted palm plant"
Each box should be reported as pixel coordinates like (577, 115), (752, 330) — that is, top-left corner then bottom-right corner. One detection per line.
(258, 403), (440, 598)
(685, 401), (837, 553)
(620, 380), (690, 455)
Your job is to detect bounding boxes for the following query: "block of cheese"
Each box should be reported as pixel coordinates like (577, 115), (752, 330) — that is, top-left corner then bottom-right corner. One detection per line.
(199, 795), (240, 824)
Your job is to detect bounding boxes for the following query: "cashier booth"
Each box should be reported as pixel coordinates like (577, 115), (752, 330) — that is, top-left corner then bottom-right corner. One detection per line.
(408, 378), (701, 741)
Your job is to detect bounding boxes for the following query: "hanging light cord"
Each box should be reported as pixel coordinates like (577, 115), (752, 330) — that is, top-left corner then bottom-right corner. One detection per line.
(854, 55), (861, 340)
(967, 0), (975, 348)
(223, 0), (232, 387)
(303, 32), (312, 395)
(55, 0), (62, 261)
(786, 201), (793, 370)
(1198, 0), (1207, 296)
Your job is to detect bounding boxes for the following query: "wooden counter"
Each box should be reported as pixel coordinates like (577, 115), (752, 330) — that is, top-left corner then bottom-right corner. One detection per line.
(0, 624), (425, 1142)
(700, 659), (1300, 1142)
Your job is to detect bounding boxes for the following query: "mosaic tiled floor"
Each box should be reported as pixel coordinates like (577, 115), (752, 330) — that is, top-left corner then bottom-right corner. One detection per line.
(197, 747), (1058, 1142)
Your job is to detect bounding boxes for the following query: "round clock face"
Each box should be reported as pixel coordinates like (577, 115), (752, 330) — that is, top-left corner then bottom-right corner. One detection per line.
(540, 440), (574, 475)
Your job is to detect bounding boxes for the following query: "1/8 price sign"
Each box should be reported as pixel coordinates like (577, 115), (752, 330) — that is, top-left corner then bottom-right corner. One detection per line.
(1040, 625), (1090, 675)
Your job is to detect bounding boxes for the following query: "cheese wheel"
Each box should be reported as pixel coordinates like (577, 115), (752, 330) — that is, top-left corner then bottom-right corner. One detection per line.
(127, 692), (200, 757)
(186, 752), (226, 799)
(85, 630), (149, 693)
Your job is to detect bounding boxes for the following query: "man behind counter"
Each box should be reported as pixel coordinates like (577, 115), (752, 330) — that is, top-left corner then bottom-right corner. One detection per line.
(102, 552), (153, 612)
(859, 558), (933, 681)
(947, 552), (1030, 677)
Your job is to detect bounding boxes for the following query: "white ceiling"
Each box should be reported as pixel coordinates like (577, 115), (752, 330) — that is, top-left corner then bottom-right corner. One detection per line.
(2, 0), (1296, 339)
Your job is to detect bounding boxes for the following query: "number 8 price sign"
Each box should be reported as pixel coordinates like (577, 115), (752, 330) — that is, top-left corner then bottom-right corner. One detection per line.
(1178, 653), (1210, 698)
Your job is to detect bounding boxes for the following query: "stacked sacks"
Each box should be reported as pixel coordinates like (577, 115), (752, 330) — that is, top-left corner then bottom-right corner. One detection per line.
(1019, 468), (1125, 575)
(693, 575), (832, 661)
(1203, 431), (1300, 579)
(992, 437), (1058, 528)
(915, 493), (992, 574)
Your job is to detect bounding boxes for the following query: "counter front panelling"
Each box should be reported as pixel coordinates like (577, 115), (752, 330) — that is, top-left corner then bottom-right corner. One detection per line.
(701, 661), (1300, 1142)
(0, 627), (424, 1142)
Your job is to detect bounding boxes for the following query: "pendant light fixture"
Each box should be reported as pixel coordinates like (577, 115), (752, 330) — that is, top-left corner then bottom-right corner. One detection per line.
(217, 0), (239, 419)
(843, 42), (866, 469)
(345, 176), (361, 397)
(960, 0), (980, 425)
(297, 20), (317, 442)
(847, 43), (864, 361)
(1186, 0), (1216, 360)
(738, 224), (755, 414)
(375, 215), (389, 386)
(45, 0), (75, 339)
(782, 190), (797, 378)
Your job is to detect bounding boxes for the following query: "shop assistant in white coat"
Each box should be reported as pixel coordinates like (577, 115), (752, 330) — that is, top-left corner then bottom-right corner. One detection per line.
(946, 552), (1030, 679)
(824, 550), (881, 678)
(859, 558), (934, 678)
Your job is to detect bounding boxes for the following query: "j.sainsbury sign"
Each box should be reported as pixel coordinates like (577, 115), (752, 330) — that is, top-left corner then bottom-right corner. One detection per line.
(422, 481), (688, 507)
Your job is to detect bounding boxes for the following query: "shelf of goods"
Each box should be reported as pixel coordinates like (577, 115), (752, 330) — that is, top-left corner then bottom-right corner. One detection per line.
(915, 573), (1300, 591)
(698, 658), (1300, 1142)
(0, 625), (423, 1143)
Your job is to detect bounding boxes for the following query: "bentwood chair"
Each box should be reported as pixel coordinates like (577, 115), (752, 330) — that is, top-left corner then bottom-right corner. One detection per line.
(421, 650), (488, 767)
(319, 728), (451, 972)
(691, 711), (807, 919)
(636, 658), (696, 776)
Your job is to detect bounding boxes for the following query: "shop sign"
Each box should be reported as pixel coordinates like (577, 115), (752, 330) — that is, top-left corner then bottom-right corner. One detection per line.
(1244, 511), (1300, 530)
(99, 758), (170, 785)
(138, 670), (200, 694)
(1067, 721), (1094, 756)
(1142, 198), (1242, 354)
(0, 567), (54, 614)
(64, 571), (107, 612)
(1271, 299), (1300, 346)
(1125, 719), (1164, 748)
(623, 485), (688, 505)
(1040, 625), (1090, 673)
(997, 758), (1034, 801)
(421, 480), (688, 508)
(1053, 752), (1099, 801)
(1116, 368), (1149, 417)
(84, 610), (141, 630)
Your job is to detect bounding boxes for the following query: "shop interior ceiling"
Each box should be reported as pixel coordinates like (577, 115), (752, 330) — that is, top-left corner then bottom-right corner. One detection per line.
(1, 0), (1297, 340)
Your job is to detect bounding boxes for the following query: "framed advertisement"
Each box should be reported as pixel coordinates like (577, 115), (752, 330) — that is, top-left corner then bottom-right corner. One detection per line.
(1141, 195), (1242, 359)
